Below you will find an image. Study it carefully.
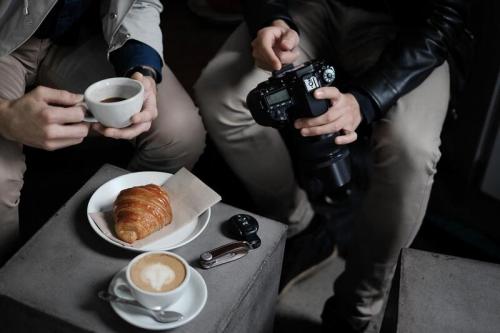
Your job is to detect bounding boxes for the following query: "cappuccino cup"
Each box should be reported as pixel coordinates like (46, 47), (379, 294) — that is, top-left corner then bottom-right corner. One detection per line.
(83, 77), (144, 128)
(125, 251), (190, 309)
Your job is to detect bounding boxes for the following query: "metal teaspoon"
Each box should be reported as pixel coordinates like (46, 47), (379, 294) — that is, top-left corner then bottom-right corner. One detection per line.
(98, 290), (183, 323)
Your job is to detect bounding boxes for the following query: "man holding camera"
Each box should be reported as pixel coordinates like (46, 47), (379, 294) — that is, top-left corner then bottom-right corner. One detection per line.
(195, 0), (471, 331)
(0, 0), (206, 264)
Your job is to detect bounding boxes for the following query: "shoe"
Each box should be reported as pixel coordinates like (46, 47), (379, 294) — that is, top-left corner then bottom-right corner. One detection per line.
(321, 317), (367, 333)
(321, 298), (370, 333)
(279, 214), (336, 294)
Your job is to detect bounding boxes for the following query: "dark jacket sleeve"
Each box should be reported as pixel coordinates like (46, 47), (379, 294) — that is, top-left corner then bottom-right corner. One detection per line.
(241, 0), (299, 38)
(352, 0), (470, 121)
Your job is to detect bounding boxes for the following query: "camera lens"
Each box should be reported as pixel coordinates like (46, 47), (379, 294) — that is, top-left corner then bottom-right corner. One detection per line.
(294, 132), (351, 190)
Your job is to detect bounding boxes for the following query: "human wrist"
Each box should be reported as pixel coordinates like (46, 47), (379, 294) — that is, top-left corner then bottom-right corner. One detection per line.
(125, 65), (159, 84)
(349, 89), (378, 125)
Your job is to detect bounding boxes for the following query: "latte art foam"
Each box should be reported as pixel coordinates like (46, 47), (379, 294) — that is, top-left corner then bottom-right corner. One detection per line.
(140, 263), (175, 291)
(130, 253), (186, 293)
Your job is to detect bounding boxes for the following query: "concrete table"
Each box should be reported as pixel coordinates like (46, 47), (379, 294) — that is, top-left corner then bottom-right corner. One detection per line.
(0, 164), (287, 333)
(381, 248), (500, 333)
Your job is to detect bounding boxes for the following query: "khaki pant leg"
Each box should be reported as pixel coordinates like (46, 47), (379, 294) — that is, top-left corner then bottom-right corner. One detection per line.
(194, 24), (316, 234)
(0, 38), (51, 264)
(331, 62), (450, 331)
(310, 1), (450, 330)
(129, 65), (207, 172)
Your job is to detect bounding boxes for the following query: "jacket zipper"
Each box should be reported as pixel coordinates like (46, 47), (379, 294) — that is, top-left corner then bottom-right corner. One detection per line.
(8, 0), (58, 55)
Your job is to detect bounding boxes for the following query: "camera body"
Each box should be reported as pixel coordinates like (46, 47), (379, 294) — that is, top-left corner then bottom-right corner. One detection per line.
(246, 60), (351, 191)
(247, 60), (336, 127)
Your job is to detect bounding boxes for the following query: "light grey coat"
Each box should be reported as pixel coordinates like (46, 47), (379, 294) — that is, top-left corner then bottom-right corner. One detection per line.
(0, 0), (164, 61)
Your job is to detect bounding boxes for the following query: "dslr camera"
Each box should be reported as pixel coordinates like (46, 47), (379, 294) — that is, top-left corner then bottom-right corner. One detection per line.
(246, 60), (351, 194)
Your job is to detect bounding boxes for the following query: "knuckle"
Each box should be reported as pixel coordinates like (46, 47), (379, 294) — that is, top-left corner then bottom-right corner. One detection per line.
(33, 86), (45, 99)
(40, 109), (52, 122)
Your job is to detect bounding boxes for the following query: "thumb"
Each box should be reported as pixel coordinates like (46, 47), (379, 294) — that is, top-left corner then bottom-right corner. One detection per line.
(131, 72), (144, 81)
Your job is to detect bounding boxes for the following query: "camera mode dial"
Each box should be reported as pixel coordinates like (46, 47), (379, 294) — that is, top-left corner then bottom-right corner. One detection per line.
(323, 66), (336, 83)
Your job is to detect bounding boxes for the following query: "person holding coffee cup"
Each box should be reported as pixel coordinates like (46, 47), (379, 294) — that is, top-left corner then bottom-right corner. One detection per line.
(0, 1), (206, 264)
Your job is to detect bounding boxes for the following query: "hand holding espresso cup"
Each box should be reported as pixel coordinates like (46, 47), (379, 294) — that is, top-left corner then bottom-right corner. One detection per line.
(87, 73), (158, 140)
(83, 77), (144, 130)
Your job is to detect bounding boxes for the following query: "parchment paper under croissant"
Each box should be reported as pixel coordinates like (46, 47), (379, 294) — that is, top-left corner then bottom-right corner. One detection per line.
(113, 184), (173, 243)
(89, 168), (221, 248)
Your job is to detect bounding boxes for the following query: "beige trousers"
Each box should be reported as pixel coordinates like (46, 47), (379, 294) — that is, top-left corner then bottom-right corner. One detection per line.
(0, 36), (206, 263)
(195, 0), (449, 330)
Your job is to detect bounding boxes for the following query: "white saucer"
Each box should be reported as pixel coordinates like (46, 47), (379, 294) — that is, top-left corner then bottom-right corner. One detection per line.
(108, 266), (208, 330)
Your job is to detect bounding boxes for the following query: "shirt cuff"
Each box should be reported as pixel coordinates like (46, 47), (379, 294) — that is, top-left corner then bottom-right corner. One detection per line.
(349, 89), (380, 125)
(109, 39), (163, 83)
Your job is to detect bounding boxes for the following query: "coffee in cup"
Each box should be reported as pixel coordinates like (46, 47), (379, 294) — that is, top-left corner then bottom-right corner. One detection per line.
(130, 252), (187, 293)
(100, 97), (127, 103)
(83, 77), (144, 128)
(126, 251), (191, 309)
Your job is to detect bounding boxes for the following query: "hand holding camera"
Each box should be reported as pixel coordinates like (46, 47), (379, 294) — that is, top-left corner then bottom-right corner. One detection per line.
(247, 60), (352, 194)
(294, 87), (362, 145)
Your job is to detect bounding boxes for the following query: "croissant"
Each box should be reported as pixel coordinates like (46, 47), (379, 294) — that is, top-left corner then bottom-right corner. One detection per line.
(113, 184), (173, 243)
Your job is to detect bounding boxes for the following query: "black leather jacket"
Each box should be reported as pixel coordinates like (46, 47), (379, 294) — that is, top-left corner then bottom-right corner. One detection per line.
(241, 0), (474, 124)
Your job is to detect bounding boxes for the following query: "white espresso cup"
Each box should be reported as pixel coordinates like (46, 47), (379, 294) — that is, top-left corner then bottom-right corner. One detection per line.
(83, 77), (144, 128)
(125, 251), (191, 310)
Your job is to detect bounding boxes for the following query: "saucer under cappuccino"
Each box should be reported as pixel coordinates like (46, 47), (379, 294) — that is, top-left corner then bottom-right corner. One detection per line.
(130, 253), (186, 293)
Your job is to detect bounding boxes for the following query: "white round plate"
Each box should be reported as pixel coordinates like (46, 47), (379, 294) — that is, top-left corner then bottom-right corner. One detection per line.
(87, 171), (211, 252)
(108, 266), (208, 330)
